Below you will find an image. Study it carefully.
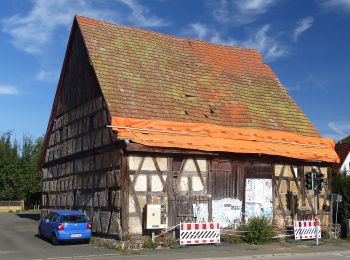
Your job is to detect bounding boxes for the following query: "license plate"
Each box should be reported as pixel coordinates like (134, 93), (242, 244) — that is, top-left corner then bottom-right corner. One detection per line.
(71, 234), (82, 238)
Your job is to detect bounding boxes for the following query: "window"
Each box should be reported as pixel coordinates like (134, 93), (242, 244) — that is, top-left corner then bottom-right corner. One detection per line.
(51, 213), (59, 223)
(45, 213), (54, 221)
(61, 215), (89, 223)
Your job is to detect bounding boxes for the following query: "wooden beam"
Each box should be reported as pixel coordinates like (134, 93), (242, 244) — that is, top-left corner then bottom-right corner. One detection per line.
(152, 157), (167, 189)
(273, 178), (288, 227)
(120, 154), (129, 236)
(131, 157), (145, 186)
(125, 143), (219, 155)
(193, 158), (206, 190)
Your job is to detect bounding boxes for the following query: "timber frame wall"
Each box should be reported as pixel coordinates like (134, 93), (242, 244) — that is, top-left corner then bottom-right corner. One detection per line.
(42, 24), (123, 238)
(120, 146), (332, 236)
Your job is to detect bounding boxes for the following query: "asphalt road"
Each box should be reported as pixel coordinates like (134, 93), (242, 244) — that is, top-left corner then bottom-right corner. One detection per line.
(0, 213), (117, 260)
(1, 212), (350, 260)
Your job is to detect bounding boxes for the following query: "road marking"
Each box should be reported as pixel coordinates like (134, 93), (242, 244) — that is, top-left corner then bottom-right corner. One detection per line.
(0, 250), (18, 254)
(333, 252), (344, 257)
(32, 253), (119, 260)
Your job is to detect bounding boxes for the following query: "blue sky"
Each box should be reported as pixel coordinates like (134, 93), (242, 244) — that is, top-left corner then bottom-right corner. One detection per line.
(0, 0), (349, 141)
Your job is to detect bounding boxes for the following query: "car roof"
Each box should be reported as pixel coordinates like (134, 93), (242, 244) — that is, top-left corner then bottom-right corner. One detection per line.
(53, 210), (85, 216)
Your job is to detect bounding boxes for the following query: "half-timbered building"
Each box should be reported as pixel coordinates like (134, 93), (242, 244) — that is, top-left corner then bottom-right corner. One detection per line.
(40, 16), (339, 239)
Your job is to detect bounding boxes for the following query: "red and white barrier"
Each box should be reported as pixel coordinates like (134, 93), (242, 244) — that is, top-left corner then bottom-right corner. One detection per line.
(180, 223), (220, 245)
(294, 220), (321, 240)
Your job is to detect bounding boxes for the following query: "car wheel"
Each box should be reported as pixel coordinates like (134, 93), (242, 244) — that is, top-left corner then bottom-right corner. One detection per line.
(84, 238), (90, 244)
(51, 233), (59, 245)
(38, 227), (43, 238)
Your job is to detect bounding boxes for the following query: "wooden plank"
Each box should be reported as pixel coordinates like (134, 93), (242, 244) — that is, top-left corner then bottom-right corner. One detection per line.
(121, 155), (129, 236)
(128, 178), (143, 228)
(207, 160), (212, 221)
(276, 165), (286, 191)
(167, 158), (174, 226)
(131, 157), (145, 186)
(273, 177), (288, 227)
(125, 143), (219, 155)
(152, 157), (166, 188)
(193, 159), (205, 189)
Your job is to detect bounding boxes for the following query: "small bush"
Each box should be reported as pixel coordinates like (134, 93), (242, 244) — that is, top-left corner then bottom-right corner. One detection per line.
(240, 217), (274, 244)
(221, 233), (243, 244)
(155, 234), (177, 248)
(143, 238), (156, 249)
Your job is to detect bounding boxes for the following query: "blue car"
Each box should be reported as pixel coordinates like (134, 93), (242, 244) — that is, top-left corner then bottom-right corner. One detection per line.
(38, 210), (91, 245)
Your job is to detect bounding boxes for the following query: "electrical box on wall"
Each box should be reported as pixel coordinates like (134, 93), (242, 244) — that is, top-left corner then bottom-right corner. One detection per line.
(146, 204), (167, 229)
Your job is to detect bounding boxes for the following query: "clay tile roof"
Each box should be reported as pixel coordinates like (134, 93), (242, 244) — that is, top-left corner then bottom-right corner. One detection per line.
(335, 142), (350, 165)
(75, 16), (320, 137)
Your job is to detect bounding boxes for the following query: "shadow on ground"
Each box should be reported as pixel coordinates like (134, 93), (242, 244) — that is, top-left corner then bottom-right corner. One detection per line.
(16, 213), (41, 221)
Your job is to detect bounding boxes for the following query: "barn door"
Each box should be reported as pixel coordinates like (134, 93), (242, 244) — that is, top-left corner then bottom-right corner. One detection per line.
(169, 158), (209, 226)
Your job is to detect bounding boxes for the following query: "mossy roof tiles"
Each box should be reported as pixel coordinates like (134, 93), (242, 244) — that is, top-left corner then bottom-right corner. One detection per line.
(76, 16), (320, 137)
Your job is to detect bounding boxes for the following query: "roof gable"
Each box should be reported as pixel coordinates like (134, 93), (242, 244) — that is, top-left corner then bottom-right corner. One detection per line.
(335, 142), (350, 165)
(76, 16), (319, 137)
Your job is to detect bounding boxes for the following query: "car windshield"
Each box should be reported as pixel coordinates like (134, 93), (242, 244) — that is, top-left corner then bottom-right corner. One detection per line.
(61, 215), (89, 223)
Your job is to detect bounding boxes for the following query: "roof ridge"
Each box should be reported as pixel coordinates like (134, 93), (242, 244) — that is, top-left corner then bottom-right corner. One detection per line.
(75, 15), (260, 53)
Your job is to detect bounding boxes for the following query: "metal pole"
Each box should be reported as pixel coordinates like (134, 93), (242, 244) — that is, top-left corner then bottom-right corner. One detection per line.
(335, 200), (339, 225)
(330, 195), (334, 225)
(312, 172), (319, 246)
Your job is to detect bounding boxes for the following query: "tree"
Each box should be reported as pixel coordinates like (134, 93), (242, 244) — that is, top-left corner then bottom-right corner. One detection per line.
(332, 170), (350, 237)
(0, 131), (43, 205)
(0, 131), (21, 200)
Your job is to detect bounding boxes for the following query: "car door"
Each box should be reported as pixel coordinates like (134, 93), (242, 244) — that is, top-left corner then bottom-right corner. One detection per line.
(40, 213), (54, 238)
(47, 213), (59, 236)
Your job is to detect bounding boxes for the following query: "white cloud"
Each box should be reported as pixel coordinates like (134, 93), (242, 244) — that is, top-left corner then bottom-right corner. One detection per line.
(189, 23), (209, 39)
(319, 0), (350, 13)
(36, 69), (60, 82)
(285, 74), (328, 93)
(0, 85), (19, 95)
(293, 17), (314, 42)
(116, 0), (169, 27)
(184, 23), (288, 62)
(239, 25), (288, 61)
(210, 0), (278, 25)
(1, 0), (167, 54)
(1, 0), (117, 54)
(328, 121), (350, 140)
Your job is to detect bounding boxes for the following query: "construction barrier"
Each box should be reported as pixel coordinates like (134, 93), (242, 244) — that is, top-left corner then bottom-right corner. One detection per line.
(294, 220), (321, 240)
(180, 222), (220, 245)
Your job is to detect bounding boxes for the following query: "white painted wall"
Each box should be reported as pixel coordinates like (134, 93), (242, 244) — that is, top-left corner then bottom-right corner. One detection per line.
(340, 152), (350, 175)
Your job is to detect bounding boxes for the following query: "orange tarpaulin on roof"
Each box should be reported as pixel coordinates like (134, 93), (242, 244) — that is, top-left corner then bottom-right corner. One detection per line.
(110, 117), (339, 163)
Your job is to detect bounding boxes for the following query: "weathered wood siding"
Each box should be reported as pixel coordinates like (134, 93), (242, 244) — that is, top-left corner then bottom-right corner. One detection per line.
(42, 26), (122, 238)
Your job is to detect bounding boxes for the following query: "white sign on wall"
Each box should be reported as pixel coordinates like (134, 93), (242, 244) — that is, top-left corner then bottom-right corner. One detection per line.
(212, 198), (242, 228)
(245, 178), (272, 221)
